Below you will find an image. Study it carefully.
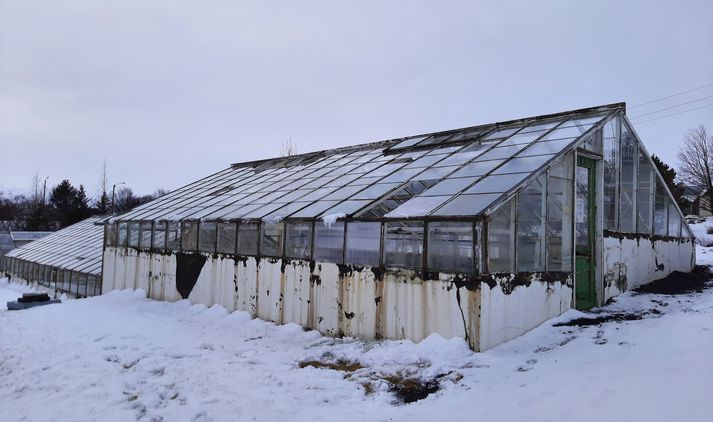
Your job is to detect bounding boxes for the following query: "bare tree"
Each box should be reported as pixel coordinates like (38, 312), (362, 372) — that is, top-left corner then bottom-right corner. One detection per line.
(279, 138), (297, 157)
(96, 160), (110, 213)
(30, 172), (42, 204)
(677, 125), (713, 213)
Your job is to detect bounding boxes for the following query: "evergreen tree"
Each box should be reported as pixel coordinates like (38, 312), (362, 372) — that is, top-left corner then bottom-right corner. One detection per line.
(50, 180), (79, 228)
(72, 184), (90, 223)
(97, 191), (110, 214)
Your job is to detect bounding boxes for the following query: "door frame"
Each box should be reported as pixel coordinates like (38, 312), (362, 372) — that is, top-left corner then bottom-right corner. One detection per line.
(575, 155), (598, 310)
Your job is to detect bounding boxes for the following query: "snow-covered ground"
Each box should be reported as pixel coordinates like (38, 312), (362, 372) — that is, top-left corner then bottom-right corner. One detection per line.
(2, 250), (713, 422)
(689, 218), (713, 246)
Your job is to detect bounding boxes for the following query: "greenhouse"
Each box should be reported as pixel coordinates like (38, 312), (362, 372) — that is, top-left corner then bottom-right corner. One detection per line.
(1, 217), (104, 298)
(101, 102), (694, 351)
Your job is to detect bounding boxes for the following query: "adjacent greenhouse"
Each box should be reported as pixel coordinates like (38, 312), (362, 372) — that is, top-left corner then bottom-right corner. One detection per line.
(0, 217), (104, 298)
(101, 103), (694, 351)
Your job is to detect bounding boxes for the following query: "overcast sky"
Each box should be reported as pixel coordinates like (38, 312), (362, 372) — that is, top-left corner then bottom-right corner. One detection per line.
(1, 0), (712, 199)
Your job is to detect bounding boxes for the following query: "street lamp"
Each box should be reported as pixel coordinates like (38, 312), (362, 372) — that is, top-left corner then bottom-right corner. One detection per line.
(111, 182), (126, 214)
(42, 177), (49, 205)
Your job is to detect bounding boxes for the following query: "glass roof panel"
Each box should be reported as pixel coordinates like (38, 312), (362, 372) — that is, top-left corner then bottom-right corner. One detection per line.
(449, 159), (505, 178)
(352, 182), (402, 199)
(418, 176), (477, 196)
(463, 173), (529, 194)
(495, 129), (549, 148)
(431, 193), (502, 216)
(481, 125), (523, 140)
(384, 195), (452, 218)
(491, 154), (555, 175)
(519, 137), (576, 156)
(388, 136), (429, 150)
(476, 144), (529, 161)
(289, 200), (341, 218)
(318, 200), (373, 217)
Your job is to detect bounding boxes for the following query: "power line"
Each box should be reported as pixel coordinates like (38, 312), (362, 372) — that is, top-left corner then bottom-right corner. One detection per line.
(630, 103), (713, 125)
(629, 94), (713, 119)
(629, 81), (713, 109)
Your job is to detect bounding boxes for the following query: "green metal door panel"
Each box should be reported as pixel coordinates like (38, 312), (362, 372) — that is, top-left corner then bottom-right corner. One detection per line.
(575, 256), (595, 309)
(575, 156), (596, 310)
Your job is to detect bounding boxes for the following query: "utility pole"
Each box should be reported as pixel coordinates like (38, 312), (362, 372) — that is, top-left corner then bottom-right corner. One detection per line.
(111, 182), (126, 214)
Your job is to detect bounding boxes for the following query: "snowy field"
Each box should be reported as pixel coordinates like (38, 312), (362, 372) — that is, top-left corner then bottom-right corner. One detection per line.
(689, 218), (713, 246)
(2, 251), (713, 421)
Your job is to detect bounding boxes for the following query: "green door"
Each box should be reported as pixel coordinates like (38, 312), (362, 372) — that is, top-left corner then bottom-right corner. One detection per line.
(575, 156), (596, 310)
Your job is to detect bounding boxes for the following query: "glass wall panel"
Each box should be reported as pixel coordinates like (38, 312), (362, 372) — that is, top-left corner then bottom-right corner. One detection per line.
(117, 222), (128, 247)
(619, 123), (637, 232)
(139, 222), (153, 249)
(285, 222), (313, 259)
(654, 179), (667, 235)
(181, 221), (199, 251)
(516, 174), (546, 272)
(128, 222), (140, 248)
(383, 222), (424, 269)
(260, 222), (284, 257)
(198, 221), (217, 253)
(488, 199), (515, 273)
(581, 129), (603, 154)
(345, 222), (381, 266)
(427, 222), (473, 273)
(547, 172), (574, 272)
(237, 222), (259, 255)
(166, 221), (181, 250)
(668, 200), (682, 237)
(314, 222), (345, 263)
(153, 222), (167, 249)
(637, 152), (653, 234)
(105, 223), (117, 247)
(217, 222), (237, 254)
(603, 118), (618, 230)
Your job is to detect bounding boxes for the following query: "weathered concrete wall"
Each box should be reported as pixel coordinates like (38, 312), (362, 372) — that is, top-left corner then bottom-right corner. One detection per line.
(478, 275), (573, 351)
(102, 248), (479, 349)
(602, 234), (695, 301)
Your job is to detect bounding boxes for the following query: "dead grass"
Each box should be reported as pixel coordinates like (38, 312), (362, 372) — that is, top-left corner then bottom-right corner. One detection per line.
(298, 358), (364, 373)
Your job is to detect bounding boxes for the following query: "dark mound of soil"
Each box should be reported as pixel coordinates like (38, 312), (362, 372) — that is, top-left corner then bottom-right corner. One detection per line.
(634, 265), (713, 295)
(553, 312), (647, 327)
(385, 375), (440, 404)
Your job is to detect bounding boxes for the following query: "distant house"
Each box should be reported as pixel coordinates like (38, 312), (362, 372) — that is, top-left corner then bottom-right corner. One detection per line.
(681, 186), (712, 217)
(0, 228), (52, 255)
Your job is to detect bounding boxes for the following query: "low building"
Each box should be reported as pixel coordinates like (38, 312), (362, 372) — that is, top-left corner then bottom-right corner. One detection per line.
(0, 217), (104, 298)
(100, 103), (694, 351)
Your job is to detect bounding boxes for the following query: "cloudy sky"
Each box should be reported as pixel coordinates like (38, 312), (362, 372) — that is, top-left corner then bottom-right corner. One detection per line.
(1, 0), (712, 199)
